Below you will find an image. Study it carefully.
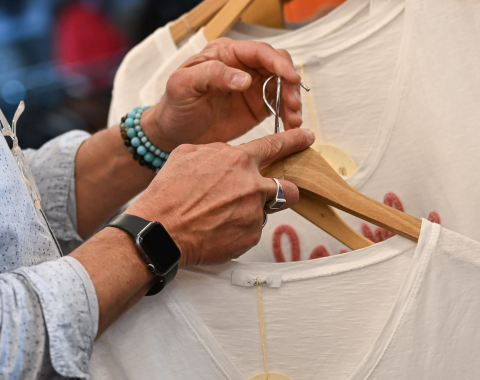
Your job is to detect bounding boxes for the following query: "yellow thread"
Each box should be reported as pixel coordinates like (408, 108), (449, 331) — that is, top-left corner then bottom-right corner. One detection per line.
(298, 61), (321, 152)
(257, 277), (270, 379)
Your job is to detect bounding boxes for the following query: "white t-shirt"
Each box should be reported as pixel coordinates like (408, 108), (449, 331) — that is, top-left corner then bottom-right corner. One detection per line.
(133, 0), (405, 262)
(107, 0), (373, 127)
(89, 220), (480, 379)
(109, 0), (409, 264)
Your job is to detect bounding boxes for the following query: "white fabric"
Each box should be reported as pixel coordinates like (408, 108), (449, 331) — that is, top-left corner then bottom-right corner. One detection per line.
(90, 220), (480, 379)
(131, 0), (405, 264)
(107, 0), (372, 127)
(113, 0), (480, 264)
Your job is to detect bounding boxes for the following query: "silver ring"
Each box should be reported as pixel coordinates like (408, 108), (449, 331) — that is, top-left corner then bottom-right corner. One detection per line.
(267, 178), (286, 210)
(262, 210), (268, 228)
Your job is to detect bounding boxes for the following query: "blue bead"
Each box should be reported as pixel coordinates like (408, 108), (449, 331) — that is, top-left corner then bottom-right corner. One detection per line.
(149, 145), (156, 152)
(131, 137), (141, 147)
(165, 153), (170, 159)
(160, 160), (166, 168)
(145, 142), (151, 148)
(126, 128), (136, 138)
(134, 119), (140, 125)
(141, 136), (148, 144)
(137, 145), (147, 156)
(135, 113), (142, 119)
(137, 131), (144, 138)
(135, 126), (142, 132)
(144, 152), (154, 162)
(125, 118), (134, 127)
(160, 151), (166, 159)
(128, 110), (136, 118)
(152, 157), (162, 167)
(134, 106), (141, 112)
(154, 149), (161, 156)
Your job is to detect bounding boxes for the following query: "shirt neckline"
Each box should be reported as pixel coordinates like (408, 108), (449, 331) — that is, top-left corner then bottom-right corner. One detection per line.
(228, 0), (370, 46)
(175, 219), (439, 379)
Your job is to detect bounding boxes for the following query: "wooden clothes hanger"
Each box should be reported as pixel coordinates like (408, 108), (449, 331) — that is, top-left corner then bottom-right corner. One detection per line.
(261, 148), (422, 243)
(201, 0), (422, 249)
(241, 0), (285, 29)
(204, 0), (258, 41)
(169, 0), (229, 45)
(170, 0), (283, 45)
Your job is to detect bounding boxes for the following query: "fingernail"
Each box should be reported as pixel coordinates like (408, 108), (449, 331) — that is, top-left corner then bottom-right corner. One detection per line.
(295, 89), (301, 101)
(296, 109), (302, 121)
(303, 129), (315, 143)
(231, 72), (248, 89)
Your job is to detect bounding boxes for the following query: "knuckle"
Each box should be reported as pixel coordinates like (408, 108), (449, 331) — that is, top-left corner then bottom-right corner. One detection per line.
(263, 135), (284, 155)
(204, 60), (224, 77)
(249, 229), (262, 247)
(227, 148), (250, 168)
(173, 144), (194, 155)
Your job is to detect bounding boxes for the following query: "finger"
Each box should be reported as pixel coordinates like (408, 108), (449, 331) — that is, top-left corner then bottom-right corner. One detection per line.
(241, 128), (315, 170)
(262, 178), (299, 214)
(263, 76), (302, 130)
(188, 39), (301, 85)
(281, 83), (303, 130)
(167, 61), (252, 99)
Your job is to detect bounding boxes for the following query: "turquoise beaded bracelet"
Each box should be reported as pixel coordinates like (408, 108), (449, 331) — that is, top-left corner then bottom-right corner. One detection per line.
(120, 106), (170, 172)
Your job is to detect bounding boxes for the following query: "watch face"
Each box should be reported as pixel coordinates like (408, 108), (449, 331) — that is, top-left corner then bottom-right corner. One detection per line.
(139, 222), (181, 275)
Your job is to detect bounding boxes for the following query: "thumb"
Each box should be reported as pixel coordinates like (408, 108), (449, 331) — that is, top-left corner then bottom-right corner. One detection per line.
(241, 128), (315, 170)
(168, 61), (252, 97)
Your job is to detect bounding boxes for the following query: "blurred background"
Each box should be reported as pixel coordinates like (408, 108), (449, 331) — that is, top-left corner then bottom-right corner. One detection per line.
(0, 0), (343, 149)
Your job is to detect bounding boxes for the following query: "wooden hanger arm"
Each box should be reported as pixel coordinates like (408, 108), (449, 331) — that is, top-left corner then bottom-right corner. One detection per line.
(262, 148), (422, 243)
(261, 159), (373, 250)
(293, 190), (374, 250)
(203, 0), (256, 41)
(170, 0), (228, 45)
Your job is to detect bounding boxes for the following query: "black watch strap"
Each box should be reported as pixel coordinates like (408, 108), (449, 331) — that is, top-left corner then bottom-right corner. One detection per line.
(107, 214), (178, 296)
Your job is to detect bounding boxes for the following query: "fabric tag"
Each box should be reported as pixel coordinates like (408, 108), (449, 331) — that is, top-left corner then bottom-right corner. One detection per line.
(231, 271), (282, 288)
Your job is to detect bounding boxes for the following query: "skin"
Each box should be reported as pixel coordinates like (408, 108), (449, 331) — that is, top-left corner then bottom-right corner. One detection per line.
(69, 38), (314, 336)
(75, 38), (303, 238)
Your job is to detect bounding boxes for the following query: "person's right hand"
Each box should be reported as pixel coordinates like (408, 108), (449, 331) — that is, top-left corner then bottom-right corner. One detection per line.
(126, 128), (315, 267)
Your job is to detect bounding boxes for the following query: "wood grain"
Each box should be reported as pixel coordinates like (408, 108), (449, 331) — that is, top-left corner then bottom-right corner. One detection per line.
(262, 148), (421, 244)
(203, 0), (256, 41)
(170, 0), (228, 44)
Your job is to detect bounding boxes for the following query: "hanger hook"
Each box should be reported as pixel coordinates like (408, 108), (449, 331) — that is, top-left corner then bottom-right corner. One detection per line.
(263, 76), (311, 134)
(262, 75), (282, 134)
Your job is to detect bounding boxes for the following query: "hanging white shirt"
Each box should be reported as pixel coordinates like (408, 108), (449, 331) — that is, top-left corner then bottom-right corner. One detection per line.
(107, 0), (372, 127)
(89, 219), (480, 379)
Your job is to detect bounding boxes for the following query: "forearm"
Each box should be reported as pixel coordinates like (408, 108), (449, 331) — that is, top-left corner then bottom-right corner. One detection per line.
(70, 227), (156, 336)
(75, 107), (164, 238)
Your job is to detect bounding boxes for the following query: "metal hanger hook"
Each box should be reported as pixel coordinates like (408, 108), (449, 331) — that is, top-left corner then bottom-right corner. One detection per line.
(262, 76), (311, 134)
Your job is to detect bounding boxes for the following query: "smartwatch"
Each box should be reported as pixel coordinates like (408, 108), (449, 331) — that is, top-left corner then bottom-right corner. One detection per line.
(106, 214), (181, 296)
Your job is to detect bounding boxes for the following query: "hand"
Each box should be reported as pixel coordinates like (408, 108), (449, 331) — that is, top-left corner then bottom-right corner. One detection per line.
(143, 38), (303, 152)
(126, 128), (315, 267)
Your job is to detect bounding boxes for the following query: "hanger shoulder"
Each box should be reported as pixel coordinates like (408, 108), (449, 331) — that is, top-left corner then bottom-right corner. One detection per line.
(261, 160), (373, 250)
(203, 0), (256, 42)
(170, 0), (228, 45)
(242, 0), (285, 29)
(281, 148), (422, 242)
(293, 189), (374, 250)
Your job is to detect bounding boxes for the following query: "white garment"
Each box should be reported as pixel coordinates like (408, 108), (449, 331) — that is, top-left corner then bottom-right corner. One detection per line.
(131, 0), (404, 263)
(115, 0), (480, 265)
(89, 220), (480, 379)
(107, 0), (372, 127)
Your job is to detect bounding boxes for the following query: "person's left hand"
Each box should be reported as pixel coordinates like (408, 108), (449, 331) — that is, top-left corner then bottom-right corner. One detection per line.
(142, 38), (303, 152)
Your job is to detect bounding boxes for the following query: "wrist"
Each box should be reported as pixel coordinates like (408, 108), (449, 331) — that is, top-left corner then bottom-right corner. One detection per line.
(125, 204), (191, 268)
(141, 104), (179, 153)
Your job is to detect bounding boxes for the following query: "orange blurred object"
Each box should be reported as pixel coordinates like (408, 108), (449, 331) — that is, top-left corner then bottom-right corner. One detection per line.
(283, 0), (346, 23)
